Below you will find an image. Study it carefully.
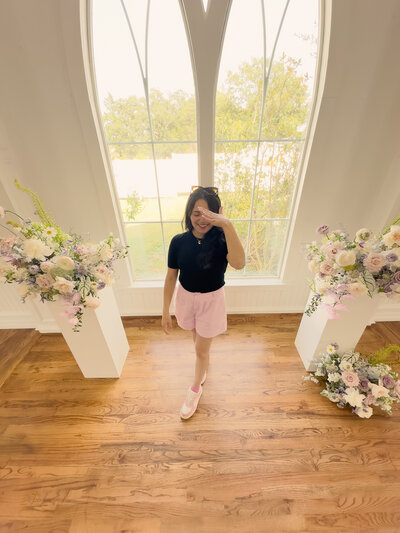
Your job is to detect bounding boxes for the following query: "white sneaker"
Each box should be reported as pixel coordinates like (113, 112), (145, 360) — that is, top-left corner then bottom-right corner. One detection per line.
(180, 387), (203, 419)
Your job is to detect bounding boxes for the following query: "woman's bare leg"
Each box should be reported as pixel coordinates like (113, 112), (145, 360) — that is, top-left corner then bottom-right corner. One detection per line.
(192, 331), (212, 389)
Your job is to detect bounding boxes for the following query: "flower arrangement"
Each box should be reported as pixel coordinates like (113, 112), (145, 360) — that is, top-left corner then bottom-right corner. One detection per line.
(0, 180), (129, 331)
(304, 218), (400, 318)
(304, 344), (400, 418)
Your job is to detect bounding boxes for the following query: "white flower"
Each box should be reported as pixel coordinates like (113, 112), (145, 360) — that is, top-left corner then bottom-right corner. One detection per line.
(40, 261), (55, 273)
(17, 282), (30, 297)
(328, 392), (341, 403)
(84, 295), (101, 309)
(22, 238), (53, 261)
(315, 278), (330, 295)
(0, 206), (5, 219)
(43, 227), (57, 238)
(343, 388), (365, 408)
(369, 383), (390, 399)
(327, 372), (341, 383)
(355, 228), (372, 242)
(335, 250), (357, 267)
(349, 281), (368, 297)
(339, 360), (353, 372)
(308, 258), (320, 273)
(382, 225), (400, 247)
(355, 405), (373, 418)
(326, 344), (337, 354)
(55, 256), (75, 271)
(53, 276), (75, 294)
(99, 246), (113, 261)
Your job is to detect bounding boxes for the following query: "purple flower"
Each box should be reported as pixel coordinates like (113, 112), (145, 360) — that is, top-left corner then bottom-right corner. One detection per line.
(359, 378), (370, 392)
(317, 225), (329, 234)
(98, 281), (106, 290)
(28, 265), (40, 274)
(383, 284), (393, 293)
(386, 253), (398, 262)
(382, 374), (395, 389)
(392, 271), (400, 284)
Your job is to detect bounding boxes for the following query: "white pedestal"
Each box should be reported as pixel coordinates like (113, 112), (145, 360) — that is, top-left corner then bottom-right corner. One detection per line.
(46, 286), (129, 378)
(295, 293), (380, 371)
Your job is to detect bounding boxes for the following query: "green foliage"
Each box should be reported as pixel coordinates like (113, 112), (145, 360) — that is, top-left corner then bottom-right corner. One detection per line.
(368, 344), (400, 366)
(122, 190), (144, 222)
(102, 55), (310, 274)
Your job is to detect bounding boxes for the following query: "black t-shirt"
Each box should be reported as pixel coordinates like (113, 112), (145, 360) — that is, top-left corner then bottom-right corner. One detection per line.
(168, 227), (228, 293)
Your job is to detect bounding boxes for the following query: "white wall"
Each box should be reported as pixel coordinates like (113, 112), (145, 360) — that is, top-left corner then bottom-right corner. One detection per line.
(0, 0), (399, 332)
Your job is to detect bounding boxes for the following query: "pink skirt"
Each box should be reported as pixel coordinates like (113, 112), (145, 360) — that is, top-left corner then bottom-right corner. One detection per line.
(174, 283), (227, 338)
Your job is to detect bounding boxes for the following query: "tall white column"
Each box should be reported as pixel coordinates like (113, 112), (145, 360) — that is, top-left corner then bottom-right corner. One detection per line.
(295, 293), (381, 371)
(46, 286), (130, 378)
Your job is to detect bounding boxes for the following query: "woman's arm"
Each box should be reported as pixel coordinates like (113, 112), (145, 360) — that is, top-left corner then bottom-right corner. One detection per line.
(197, 206), (245, 270)
(162, 267), (178, 334)
(221, 219), (246, 270)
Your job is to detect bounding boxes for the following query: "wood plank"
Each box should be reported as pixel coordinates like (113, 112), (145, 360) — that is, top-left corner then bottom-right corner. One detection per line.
(0, 315), (399, 532)
(0, 329), (41, 389)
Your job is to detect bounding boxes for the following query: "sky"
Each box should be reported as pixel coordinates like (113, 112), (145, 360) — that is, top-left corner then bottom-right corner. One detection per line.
(91, 0), (319, 111)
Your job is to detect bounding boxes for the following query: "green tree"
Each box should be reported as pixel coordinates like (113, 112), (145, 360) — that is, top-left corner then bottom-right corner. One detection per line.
(122, 190), (144, 222)
(102, 54), (310, 274)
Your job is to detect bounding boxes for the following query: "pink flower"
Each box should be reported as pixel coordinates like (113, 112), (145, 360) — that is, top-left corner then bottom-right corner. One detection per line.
(341, 371), (360, 387)
(394, 380), (400, 399)
(317, 225), (329, 234)
(327, 308), (340, 320)
(363, 253), (386, 273)
(364, 393), (376, 406)
(320, 261), (336, 275)
(0, 236), (18, 253)
(36, 274), (54, 289)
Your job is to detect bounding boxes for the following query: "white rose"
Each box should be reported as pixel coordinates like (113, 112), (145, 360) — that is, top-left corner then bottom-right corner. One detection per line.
(327, 372), (341, 383)
(335, 250), (357, 267)
(369, 383), (390, 399)
(55, 256), (75, 271)
(349, 282), (368, 297)
(22, 238), (53, 261)
(382, 225), (400, 247)
(84, 295), (101, 309)
(53, 276), (75, 294)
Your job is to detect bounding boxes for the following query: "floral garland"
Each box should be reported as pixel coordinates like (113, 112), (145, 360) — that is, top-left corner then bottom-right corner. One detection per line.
(304, 219), (400, 318)
(303, 344), (400, 418)
(0, 180), (129, 331)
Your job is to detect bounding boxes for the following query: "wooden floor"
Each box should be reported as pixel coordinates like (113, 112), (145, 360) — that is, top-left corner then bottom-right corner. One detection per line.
(0, 315), (400, 533)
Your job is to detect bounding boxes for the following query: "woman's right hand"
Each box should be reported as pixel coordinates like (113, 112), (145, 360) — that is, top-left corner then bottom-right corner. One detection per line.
(162, 313), (173, 335)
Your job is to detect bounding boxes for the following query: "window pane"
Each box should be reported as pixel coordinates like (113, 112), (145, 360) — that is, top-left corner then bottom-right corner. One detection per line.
(125, 222), (165, 279)
(215, 0), (264, 140)
(154, 143), (197, 222)
(225, 221), (249, 278)
(253, 141), (302, 220)
(215, 142), (258, 221)
(262, 0), (319, 139)
(246, 220), (288, 276)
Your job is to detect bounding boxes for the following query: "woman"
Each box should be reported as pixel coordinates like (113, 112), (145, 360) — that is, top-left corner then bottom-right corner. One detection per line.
(162, 186), (245, 419)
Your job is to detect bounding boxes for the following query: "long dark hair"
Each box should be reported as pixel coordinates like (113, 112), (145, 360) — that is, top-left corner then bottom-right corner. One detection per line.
(182, 187), (226, 268)
(182, 187), (221, 232)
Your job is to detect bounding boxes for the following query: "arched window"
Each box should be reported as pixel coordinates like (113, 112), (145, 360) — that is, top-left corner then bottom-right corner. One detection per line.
(91, 0), (319, 280)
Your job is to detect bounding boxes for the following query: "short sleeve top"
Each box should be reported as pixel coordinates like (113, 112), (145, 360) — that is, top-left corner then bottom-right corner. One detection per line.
(168, 227), (228, 293)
